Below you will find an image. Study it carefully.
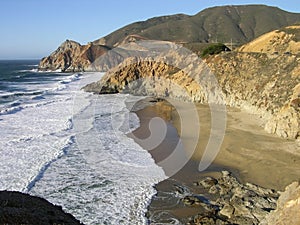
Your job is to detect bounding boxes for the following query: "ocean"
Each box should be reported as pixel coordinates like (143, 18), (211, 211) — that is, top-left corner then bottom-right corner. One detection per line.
(0, 60), (166, 224)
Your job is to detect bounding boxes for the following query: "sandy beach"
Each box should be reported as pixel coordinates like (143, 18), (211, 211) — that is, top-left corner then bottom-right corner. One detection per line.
(129, 98), (300, 223)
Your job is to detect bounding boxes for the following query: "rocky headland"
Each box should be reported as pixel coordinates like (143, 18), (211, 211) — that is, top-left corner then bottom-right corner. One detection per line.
(38, 40), (111, 72)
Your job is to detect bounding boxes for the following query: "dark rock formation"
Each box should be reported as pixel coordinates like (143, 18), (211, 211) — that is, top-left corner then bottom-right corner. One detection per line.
(0, 191), (83, 225)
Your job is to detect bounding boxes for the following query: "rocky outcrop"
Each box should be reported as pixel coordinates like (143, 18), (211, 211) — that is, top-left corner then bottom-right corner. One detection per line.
(147, 171), (279, 225)
(260, 182), (300, 225)
(38, 40), (110, 72)
(189, 171), (279, 225)
(84, 57), (208, 102)
(84, 40), (226, 104)
(148, 171), (300, 225)
(38, 37), (155, 72)
(0, 191), (83, 225)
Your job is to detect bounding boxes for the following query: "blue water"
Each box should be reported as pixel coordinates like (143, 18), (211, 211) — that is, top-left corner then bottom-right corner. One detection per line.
(0, 60), (72, 107)
(0, 60), (166, 224)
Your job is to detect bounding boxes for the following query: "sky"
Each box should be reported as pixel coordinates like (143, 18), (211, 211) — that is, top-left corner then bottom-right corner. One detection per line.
(0, 0), (300, 60)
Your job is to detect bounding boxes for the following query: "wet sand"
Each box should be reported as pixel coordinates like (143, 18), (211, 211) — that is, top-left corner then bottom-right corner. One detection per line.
(129, 98), (300, 223)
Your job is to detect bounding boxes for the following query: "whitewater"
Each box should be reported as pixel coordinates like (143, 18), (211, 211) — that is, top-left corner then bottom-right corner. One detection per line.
(0, 66), (166, 224)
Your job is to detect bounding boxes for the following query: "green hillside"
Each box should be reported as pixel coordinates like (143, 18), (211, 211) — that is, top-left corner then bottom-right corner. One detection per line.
(94, 5), (300, 47)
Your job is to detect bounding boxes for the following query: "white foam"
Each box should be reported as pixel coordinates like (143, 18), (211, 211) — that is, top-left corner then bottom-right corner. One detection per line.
(0, 73), (86, 115)
(30, 93), (166, 225)
(0, 71), (166, 224)
(17, 69), (38, 73)
(23, 64), (39, 67)
(0, 91), (10, 96)
(0, 72), (102, 191)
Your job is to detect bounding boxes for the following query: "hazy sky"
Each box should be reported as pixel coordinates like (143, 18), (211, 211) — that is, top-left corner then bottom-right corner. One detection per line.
(0, 0), (300, 59)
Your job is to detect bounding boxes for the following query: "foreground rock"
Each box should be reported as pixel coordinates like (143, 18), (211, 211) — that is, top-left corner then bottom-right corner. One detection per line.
(188, 171), (278, 225)
(0, 191), (83, 225)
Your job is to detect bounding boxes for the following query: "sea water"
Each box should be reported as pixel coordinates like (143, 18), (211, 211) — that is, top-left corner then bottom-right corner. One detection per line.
(0, 60), (166, 224)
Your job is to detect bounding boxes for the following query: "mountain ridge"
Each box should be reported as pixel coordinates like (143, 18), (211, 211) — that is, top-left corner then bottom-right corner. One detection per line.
(38, 4), (300, 72)
(93, 4), (300, 47)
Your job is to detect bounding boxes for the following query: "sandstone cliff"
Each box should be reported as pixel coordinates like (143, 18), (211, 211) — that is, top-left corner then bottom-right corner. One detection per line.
(84, 42), (300, 140)
(207, 52), (300, 139)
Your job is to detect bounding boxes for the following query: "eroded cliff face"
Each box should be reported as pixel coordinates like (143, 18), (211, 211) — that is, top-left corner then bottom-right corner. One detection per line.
(84, 56), (217, 103)
(38, 40), (110, 72)
(84, 49), (300, 140)
(207, 52), (300, 139)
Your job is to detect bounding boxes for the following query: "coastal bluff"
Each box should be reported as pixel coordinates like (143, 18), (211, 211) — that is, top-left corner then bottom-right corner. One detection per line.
(39, 22), (300, 140)
(84, 31), (300, 140)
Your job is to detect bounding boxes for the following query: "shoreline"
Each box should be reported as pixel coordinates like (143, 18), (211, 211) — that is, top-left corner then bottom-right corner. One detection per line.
(129, 98), (300, 224)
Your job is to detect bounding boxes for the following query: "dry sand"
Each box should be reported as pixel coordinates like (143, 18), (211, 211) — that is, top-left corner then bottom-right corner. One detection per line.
(132, 98), (300, 191)
(129, 98), (300, 223)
